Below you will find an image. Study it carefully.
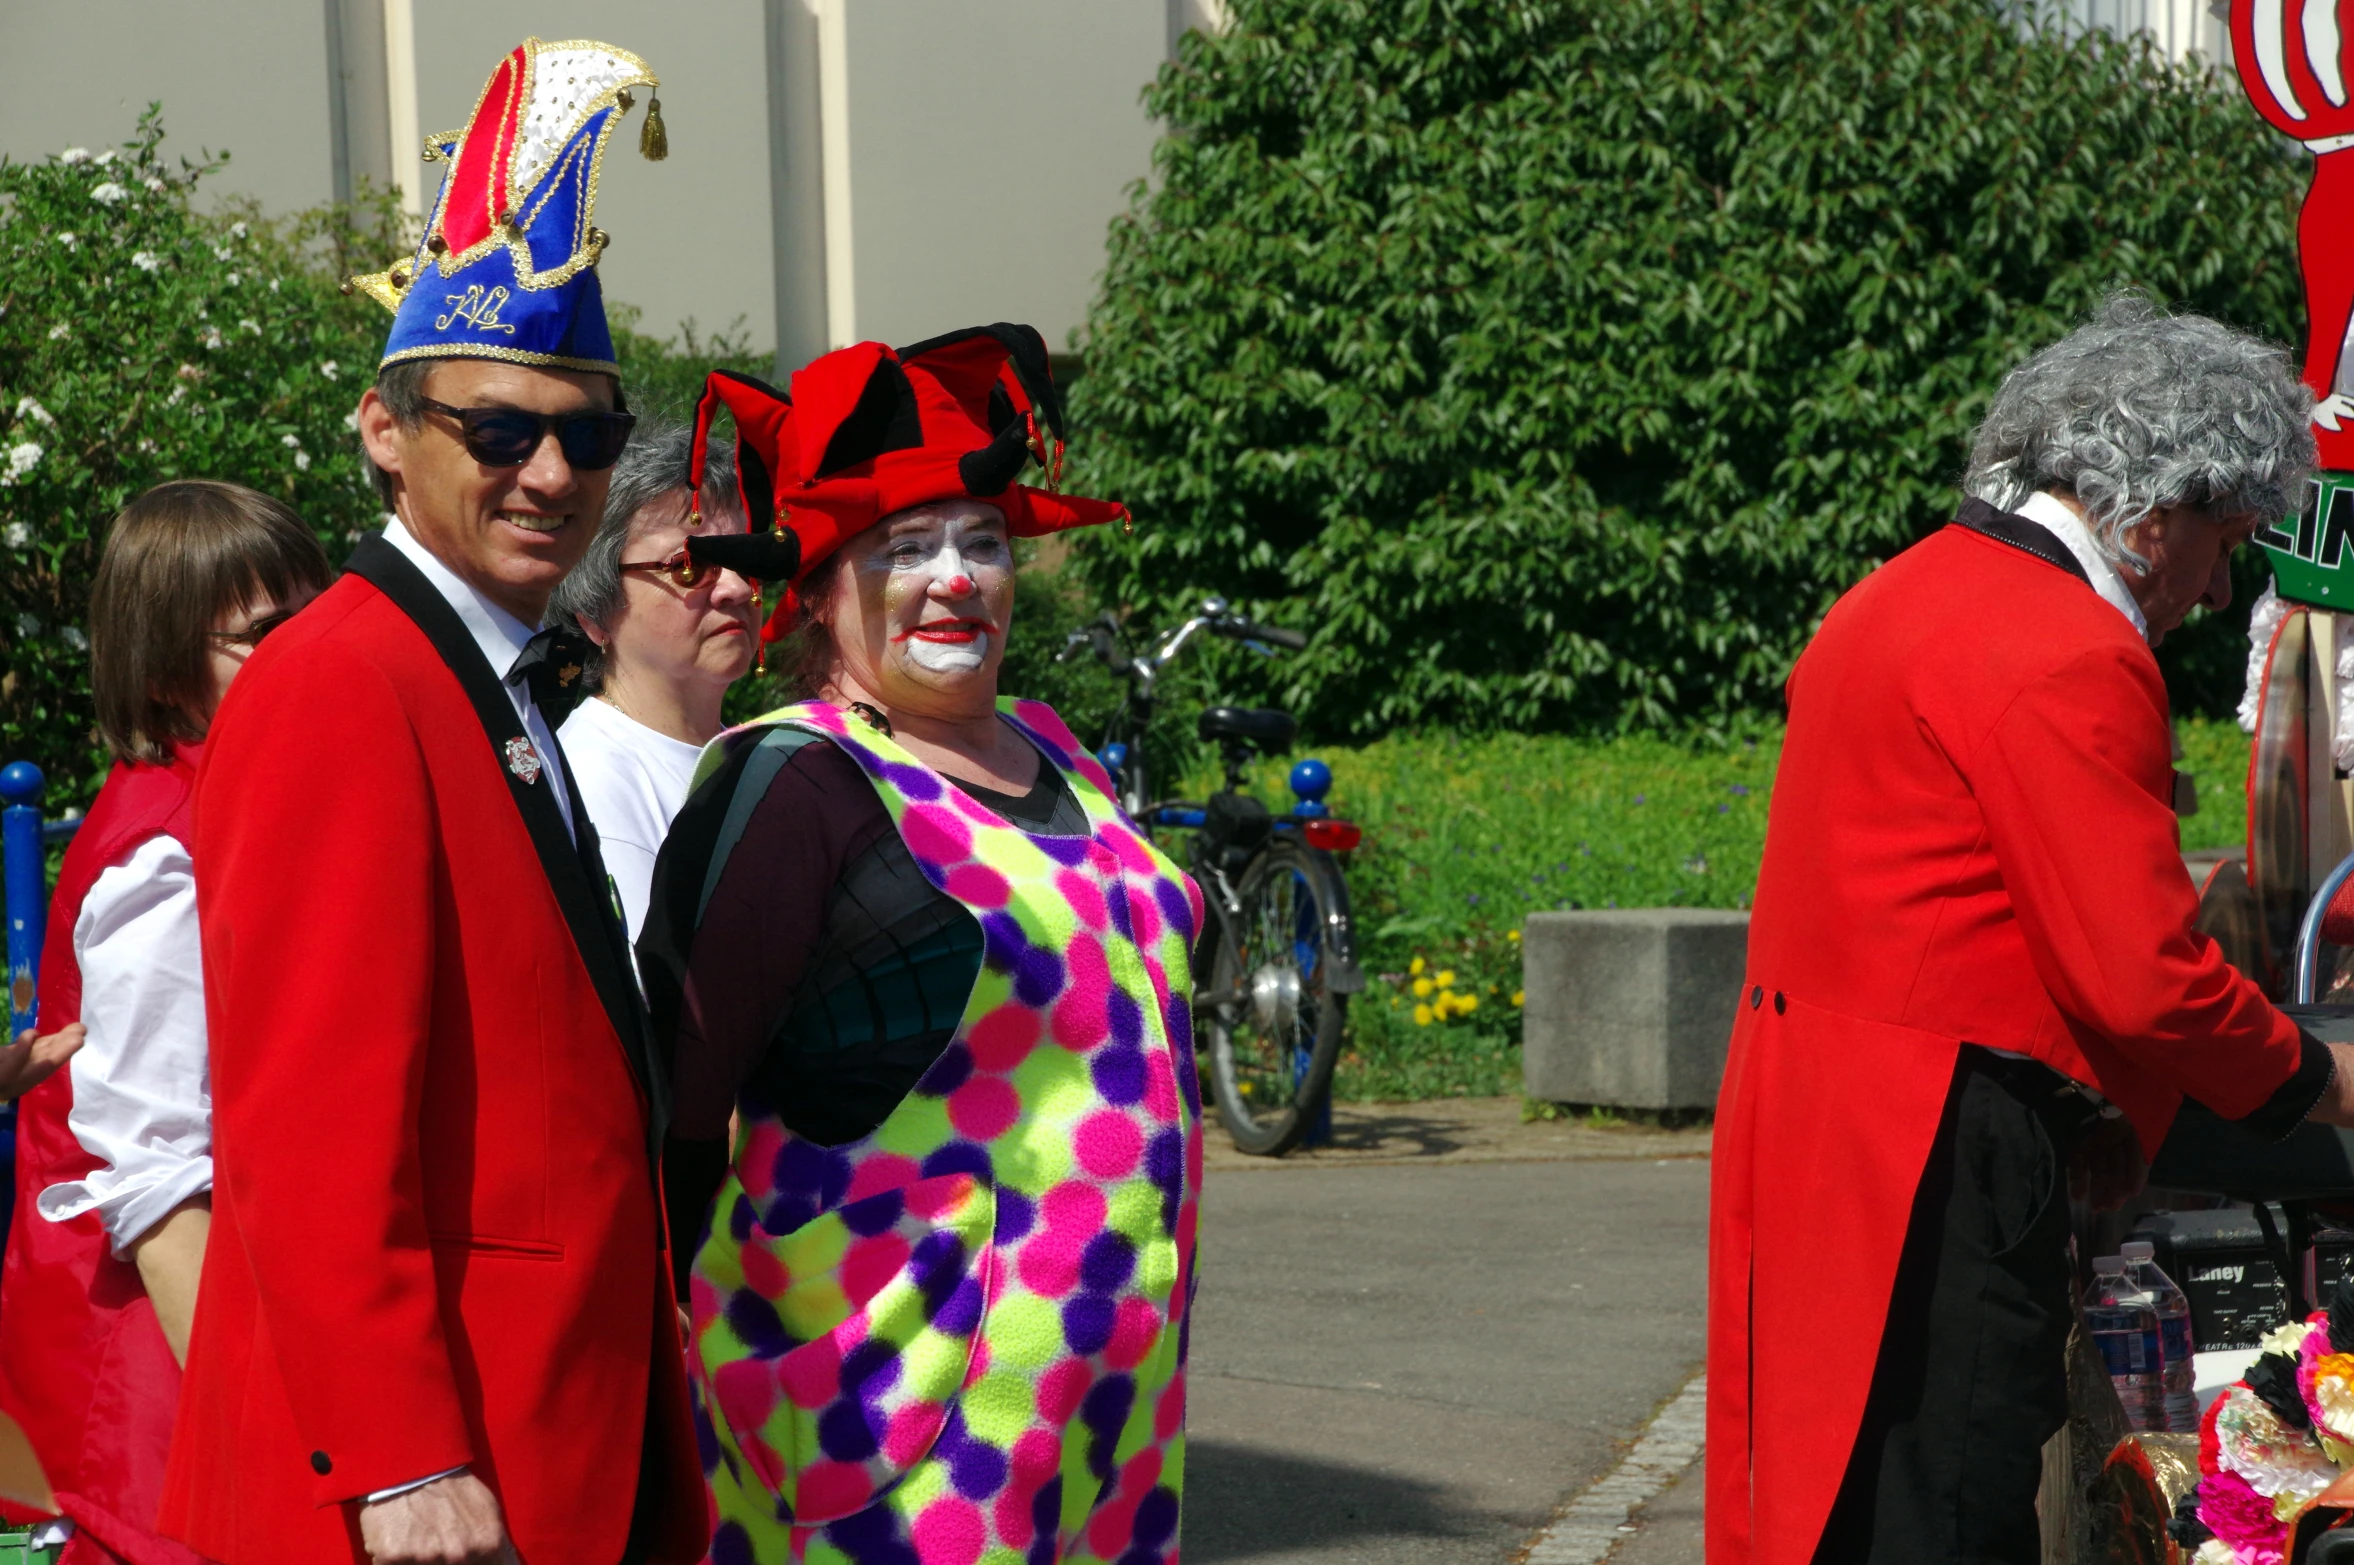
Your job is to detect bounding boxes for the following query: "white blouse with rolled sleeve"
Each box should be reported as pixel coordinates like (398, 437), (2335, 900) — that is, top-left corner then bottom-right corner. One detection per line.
(33, 832), (212, 1254)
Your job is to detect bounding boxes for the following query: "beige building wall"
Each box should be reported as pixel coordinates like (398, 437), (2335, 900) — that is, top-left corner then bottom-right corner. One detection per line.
(0, 1), (1193, 372)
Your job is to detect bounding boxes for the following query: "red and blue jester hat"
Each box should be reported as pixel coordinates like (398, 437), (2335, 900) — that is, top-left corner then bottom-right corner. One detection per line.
(682, 324), (1131, 644)
(349, 37), (666, 372)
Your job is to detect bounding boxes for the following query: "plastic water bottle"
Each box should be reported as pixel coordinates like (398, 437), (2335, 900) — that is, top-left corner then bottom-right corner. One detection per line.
(2086, 1255), (2165, 1431)
(2123, 1240), (2201, 1432)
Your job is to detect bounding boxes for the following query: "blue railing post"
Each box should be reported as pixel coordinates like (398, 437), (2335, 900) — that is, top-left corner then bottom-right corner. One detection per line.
(0, 760), (43, 1257)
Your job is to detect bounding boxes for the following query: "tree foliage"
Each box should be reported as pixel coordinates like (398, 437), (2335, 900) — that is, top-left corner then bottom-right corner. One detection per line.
(1065, 0), (2309, 740)
(0, 113), (770, 798)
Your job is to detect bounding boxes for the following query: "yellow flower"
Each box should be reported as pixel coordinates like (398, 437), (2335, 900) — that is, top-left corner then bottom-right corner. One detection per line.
(1437, 969), (1457, 988)
(1412, 1003), (1433, 1027)
(1460, 994), (1479, 1013)
(1508, 929), (1521, 943)
(1411, 977), (1434, 998)
(1512, 989), (1525, 1007)
(1410, 956), (1426, 976)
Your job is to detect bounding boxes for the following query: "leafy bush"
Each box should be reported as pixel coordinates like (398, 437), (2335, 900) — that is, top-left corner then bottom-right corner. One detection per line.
(0, 113), (782, 801)
(1066, 0), (2305, 742)
(1209, 715), (2252, 1098)
(0, 113), (390, 794)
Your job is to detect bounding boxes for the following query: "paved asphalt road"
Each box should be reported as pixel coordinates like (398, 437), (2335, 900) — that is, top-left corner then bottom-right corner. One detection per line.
(1180, 1103), (1711, 1564)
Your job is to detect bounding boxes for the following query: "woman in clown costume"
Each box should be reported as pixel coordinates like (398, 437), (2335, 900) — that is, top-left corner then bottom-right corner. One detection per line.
(639, 325), (1200, 1565)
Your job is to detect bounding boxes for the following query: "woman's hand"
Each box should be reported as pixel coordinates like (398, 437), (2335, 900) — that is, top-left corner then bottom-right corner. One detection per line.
(0, 1022), (82, 1100)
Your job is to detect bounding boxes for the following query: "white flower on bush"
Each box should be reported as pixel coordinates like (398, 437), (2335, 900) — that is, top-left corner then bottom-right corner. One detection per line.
(131, 250), (161, 273)
(200, 324), (223, 351)
(224, 272), (241, 287)
(227, 221), (248, 240)
(54, 233), (75, 249)
(166, 384), (186, 407)
(2, 443), (43, 485)
(92, 150), (116, 167)
(13, 616), (38, 640)
(14, 399), (54, 430)
(141, 176), (163, 194)
(319, 361), (340, 381)
(57, 148), (89, 165)
(282, 434), (311, 470)
(60, 626), (87, 653)
(343, 408), (361, 431)
(211, 245), (231, 263)
(46, 323), (68, 342)
(3, 523), (30, 550)
(135, 438), (156, 454)
(90, 182), (129, 205)
(176, 363), (203, 381)
(238, 318), (259, 336)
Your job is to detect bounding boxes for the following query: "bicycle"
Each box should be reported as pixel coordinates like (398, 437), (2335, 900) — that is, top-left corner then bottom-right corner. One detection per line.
(1060, 598), (1366, 1156)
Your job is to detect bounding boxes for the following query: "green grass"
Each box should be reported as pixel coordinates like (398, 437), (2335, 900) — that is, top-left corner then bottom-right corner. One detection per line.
(1211, 715), (2251, 1100)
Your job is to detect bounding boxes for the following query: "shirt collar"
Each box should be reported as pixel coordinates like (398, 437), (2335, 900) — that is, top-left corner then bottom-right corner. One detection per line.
(381, 517), (541, 679)
(2015, 490), (2148, 640)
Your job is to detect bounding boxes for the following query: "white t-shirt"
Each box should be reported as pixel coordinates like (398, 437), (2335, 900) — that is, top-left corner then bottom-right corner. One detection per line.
(558, 695), (706, 947)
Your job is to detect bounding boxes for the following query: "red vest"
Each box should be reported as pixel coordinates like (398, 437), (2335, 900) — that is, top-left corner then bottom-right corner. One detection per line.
(0, 746), (206, 1565)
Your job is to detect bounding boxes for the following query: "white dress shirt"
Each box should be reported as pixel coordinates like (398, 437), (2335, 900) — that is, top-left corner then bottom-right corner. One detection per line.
(2016, 489), (2149, 640)
(36, 833), (211, 1253)
(557, 695), (704, 947)
(381, 518), (574, 835)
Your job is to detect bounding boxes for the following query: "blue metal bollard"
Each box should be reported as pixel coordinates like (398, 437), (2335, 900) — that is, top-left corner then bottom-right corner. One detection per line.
(1290, 756), (1338, 1149)
(0, 761), (43, 1258)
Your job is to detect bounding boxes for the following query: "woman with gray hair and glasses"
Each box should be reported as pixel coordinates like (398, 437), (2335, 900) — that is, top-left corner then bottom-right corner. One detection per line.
(1708, 295), (2354, 1565)
(551, 416), (761, 944)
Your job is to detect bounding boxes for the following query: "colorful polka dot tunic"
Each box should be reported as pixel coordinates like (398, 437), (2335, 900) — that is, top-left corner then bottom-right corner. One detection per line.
(679, 698), (1204, 1564)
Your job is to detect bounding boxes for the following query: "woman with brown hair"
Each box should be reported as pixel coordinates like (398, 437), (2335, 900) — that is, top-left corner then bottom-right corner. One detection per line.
(0, 480), (331, 1563)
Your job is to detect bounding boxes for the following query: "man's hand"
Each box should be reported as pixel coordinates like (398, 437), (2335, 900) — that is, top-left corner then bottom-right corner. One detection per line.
(0, 1023), (82, 1101)
(358, 1471), (516, 1565)
(2306, 1042), (2354, 1129)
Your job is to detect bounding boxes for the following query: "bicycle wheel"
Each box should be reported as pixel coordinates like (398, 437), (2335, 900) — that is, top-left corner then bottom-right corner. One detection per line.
(1202, 834), (1348, 1156)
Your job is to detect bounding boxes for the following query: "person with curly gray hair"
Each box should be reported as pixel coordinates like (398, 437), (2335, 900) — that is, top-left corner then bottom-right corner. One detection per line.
(551, 415), (760, 944)
(1708, 296), (2354, 1565)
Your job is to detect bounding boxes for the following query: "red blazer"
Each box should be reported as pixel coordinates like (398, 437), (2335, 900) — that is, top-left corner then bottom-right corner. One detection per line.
(1706, 509), (2310, 1564)
(158, 538), (702, 1565)
(0, 748), (205, 1564)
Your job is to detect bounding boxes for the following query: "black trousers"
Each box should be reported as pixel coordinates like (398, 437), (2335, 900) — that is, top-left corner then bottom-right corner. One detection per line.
(1813, 1047), (2099, 1565)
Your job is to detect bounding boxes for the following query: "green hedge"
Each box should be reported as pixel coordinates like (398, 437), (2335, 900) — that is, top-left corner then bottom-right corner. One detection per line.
(1205, 715), (2252, 1099)
(0, 113), (767, 799)
(1064, 0), (2305, 743)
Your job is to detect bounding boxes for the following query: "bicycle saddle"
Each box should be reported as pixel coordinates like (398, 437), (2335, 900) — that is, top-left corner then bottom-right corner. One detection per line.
(1198, 706), (1297, 751)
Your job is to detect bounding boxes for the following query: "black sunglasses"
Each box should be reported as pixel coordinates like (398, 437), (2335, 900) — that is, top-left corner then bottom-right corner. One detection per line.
(419, 397), (636, 471)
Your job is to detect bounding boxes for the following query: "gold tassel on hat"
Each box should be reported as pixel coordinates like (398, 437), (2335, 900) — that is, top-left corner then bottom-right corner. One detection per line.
(639, 94), (668, 161)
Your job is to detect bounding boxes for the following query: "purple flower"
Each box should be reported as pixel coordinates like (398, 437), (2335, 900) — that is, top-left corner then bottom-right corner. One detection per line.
(1633, 794), (1647, 805)
(1729, 784), (1750, 796)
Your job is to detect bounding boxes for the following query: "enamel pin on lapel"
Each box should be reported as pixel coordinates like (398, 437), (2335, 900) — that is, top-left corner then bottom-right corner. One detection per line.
(505, 736), (543, 785)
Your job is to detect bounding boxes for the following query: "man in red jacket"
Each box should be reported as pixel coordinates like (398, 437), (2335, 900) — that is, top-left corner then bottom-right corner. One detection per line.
(1709, 295), (2354, 1565)
(159, 39), (703, 1565)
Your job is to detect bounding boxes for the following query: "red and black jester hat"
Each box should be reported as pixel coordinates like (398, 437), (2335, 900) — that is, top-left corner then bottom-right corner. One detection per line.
(683, 323), (1129, 644)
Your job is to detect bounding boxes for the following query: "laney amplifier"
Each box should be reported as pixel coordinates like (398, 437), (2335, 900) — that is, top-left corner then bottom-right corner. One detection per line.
(2128, 1210), (2354, 1351)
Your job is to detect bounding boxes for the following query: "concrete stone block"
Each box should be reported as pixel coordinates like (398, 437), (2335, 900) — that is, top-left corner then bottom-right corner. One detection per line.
(1521, 909), (1751, 1110)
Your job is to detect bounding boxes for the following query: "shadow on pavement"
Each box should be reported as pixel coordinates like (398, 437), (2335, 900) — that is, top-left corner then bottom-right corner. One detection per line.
(1185, 1438), (1489, 1561)
(1318, 1109), (1472, 1158)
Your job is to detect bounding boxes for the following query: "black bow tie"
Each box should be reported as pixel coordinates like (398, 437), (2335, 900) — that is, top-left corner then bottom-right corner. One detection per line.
(507, 622), (596, 727)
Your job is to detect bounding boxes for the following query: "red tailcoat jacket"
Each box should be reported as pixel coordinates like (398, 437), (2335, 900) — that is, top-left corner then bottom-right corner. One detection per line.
(0, 748), (205, 1565)
(1707, 506), (2317, 1564)
(157, 538), (702, 1565)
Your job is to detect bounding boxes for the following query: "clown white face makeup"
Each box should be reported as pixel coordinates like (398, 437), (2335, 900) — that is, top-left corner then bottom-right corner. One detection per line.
(821, 499), (1015, 719)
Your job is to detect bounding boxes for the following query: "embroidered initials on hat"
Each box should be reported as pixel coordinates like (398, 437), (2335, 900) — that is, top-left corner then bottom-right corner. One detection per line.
(504, 736), (543, 785)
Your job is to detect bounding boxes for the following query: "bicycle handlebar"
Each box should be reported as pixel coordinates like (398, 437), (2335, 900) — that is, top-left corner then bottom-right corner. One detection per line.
(1217, 619), (1307, 651)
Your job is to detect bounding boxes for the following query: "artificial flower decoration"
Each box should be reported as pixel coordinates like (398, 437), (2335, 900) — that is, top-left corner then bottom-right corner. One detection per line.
(2199, 1275), (2354, 1555)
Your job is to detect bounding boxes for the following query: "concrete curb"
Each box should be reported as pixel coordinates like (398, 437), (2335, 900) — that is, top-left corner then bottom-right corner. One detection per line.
(1519, 1372), (1707, 1564)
